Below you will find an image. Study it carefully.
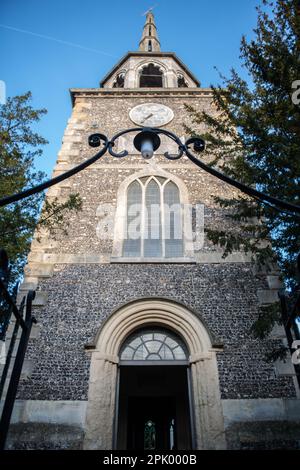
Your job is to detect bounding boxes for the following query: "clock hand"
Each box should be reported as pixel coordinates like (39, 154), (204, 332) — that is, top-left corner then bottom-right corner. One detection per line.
(141, 113), (154, 124)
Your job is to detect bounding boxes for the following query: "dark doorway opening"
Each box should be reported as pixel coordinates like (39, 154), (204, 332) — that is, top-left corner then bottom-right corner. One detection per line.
(127, 396), (176, 450)
(116, 365), (192, 450)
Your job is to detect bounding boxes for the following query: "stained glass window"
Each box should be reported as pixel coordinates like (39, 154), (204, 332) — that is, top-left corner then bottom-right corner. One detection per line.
(164, 181), (183, 257)
(120, 328), (188, 362)
(144, 420), (156, 450)
(144, 179), (162, 257)
(123, 180), (142, 257)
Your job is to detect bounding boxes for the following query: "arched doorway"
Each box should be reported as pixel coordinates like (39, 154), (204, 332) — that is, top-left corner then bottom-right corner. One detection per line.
(83, 299), (226, 450)
(117, 327), (192, 450)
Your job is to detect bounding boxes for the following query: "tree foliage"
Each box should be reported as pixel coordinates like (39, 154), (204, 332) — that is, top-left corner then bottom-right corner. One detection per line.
(184, 0), (300, 337)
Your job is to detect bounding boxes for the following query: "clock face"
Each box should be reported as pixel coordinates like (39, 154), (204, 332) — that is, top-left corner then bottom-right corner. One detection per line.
(129, 103), (174, 127)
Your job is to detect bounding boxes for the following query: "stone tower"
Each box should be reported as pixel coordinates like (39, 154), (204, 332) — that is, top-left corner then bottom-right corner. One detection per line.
(7, 12), (300, 450)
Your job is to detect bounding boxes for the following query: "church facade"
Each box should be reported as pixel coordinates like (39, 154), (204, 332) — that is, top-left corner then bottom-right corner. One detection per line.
(6, 12), (300, 450)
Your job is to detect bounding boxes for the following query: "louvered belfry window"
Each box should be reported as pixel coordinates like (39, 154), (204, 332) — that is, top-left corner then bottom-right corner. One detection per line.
(123, 176), (183, 258)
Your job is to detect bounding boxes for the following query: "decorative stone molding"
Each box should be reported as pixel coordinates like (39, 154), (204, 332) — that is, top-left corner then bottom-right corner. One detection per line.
(21, 252), (254, 266)
(135, 59), (168, 88)
(48, 163), (207, 171)
(70, 88), (214, 104)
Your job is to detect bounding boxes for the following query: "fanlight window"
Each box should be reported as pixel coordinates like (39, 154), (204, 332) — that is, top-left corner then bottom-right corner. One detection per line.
(140, 64), (163, 87)
(120, 328), (188, 362)
(122, 176), (183, 258)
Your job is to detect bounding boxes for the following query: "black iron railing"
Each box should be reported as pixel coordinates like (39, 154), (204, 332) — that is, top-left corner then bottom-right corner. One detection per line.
(0, 249), (36, 450)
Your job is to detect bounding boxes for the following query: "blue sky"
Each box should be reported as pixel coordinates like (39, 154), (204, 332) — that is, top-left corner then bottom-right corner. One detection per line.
(1, 0), (262, 177)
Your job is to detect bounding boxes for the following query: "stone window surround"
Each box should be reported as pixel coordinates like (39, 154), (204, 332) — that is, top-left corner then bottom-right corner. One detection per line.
(83, 298), (226, 450)
(135, 59), (168, 88)
(177, 70), (189, 87)
(111, 167), (195, 263)
(112, 69), (126, 88)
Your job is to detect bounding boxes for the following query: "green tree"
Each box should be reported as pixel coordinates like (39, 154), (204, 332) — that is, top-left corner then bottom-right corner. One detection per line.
(185, 0), (300, 338)
(0, 92), (82, 285)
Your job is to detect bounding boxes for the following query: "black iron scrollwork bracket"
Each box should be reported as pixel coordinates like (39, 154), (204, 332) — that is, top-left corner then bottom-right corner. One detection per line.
(88, 127), (300, 215)
(0, 126), (299, 216)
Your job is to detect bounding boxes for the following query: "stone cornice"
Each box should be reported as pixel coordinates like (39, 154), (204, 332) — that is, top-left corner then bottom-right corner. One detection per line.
(25, 252), (253, 265)
(70, 87), (213, 105)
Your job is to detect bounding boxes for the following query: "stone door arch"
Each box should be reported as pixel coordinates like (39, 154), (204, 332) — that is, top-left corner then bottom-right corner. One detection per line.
(83, 298), (226, 449)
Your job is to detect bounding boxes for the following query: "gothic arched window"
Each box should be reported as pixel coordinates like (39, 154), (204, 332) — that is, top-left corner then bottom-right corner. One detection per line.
(177, 74), (188, 88)
(120, 327), (188, 362)
(113, 72), (125, 88)
(139, 64), (163, 87)
(122, 176), (183, 258)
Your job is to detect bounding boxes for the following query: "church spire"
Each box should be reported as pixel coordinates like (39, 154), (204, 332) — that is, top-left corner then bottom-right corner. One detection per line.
(139, 10), (161, 52)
